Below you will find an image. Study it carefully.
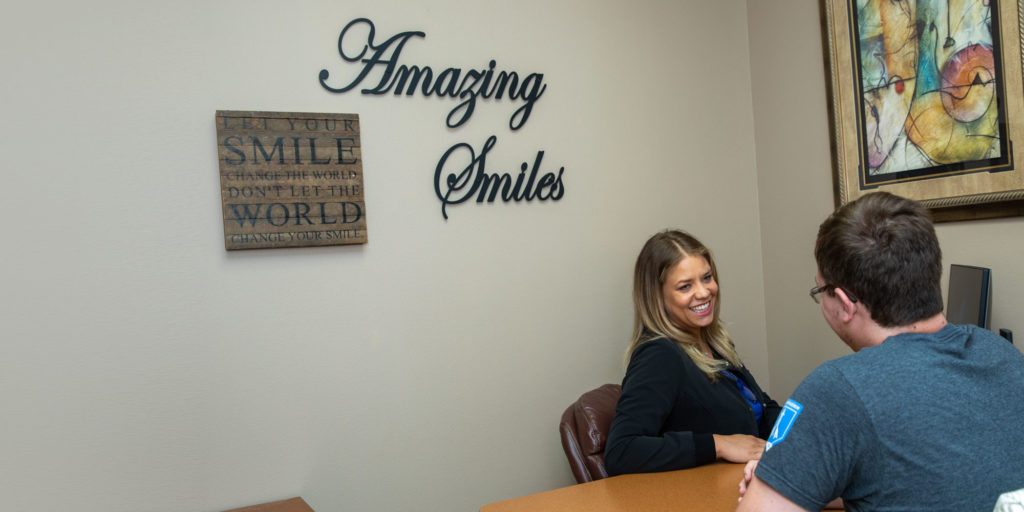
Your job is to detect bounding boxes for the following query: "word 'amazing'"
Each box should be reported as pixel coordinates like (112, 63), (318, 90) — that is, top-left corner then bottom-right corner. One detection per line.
(318, 18), (547, 130)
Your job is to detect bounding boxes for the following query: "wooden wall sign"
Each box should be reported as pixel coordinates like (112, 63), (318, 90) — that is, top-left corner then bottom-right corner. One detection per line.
(216, 111), (367, 250)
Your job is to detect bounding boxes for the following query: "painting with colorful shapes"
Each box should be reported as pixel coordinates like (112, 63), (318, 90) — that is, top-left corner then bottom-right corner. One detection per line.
(822, 0), (1024, 221)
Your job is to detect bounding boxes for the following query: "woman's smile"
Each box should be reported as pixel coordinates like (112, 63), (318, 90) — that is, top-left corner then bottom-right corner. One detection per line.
(662, 254), (719, 331)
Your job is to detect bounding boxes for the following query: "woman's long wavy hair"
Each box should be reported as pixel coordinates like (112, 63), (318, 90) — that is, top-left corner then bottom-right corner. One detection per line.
(627, 230), (740, 379)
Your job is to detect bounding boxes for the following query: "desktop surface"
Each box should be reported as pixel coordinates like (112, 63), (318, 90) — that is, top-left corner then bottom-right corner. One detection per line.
(480, 462), (745, 512)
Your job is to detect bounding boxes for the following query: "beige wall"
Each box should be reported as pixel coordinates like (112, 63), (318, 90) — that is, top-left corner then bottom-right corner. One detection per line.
(748, 0), (1024, 400)
(746, 0), (850, 399)
(1, 1), (768, 511)
(3, 2), (1021, 511)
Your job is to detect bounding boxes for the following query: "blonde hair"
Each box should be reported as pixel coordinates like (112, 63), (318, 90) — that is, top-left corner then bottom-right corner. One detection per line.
(627, 230), (740, 378)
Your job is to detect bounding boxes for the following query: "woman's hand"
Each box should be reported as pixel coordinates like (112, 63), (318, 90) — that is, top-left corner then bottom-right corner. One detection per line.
(712, 433), (766, 463)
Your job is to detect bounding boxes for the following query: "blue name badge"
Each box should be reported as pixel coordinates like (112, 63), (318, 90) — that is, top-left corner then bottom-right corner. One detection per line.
(765, 399), (803, 451)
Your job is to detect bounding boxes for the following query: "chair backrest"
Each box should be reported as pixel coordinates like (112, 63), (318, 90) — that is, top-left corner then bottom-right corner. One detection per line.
(558, 383), (622, 484)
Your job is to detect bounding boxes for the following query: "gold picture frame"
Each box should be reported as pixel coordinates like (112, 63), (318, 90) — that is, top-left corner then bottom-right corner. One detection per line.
(821, 0), (1024, 221)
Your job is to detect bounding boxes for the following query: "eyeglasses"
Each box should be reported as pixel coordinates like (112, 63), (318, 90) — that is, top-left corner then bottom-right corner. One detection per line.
(809, 283), (858, 304)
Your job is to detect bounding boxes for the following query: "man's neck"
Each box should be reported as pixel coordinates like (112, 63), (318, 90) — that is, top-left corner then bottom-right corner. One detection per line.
(866, 314), (948, 347)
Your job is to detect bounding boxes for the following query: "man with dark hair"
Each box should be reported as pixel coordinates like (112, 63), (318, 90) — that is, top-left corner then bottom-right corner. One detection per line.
(737, 192), (1024, 511)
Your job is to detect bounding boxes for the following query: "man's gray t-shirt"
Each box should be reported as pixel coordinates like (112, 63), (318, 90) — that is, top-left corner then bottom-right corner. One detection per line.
(756, 324), (1024, 511)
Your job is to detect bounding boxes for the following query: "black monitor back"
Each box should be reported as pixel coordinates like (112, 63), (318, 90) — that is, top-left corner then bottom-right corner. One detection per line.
(946, 264), (991, 329)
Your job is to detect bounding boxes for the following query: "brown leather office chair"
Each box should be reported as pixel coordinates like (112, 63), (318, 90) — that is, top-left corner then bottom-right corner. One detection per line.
(558, 383), (622, 484)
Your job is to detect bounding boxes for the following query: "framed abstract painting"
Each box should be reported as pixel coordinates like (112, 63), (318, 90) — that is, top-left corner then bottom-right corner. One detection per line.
(821, 0), (1024, 221)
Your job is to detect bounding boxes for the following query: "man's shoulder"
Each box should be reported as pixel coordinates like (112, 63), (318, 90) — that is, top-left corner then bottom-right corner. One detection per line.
(960, 324), (1024, 358)
(786, 354), (892, 418)
(780, 360), (863, 415)
(883, 323), (1024, 368)
(798, 353), (871, 388)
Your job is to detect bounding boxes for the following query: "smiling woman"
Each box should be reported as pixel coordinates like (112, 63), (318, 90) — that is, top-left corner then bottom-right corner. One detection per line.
(603, 230), (781, 475)
(662, 254), (719, 333)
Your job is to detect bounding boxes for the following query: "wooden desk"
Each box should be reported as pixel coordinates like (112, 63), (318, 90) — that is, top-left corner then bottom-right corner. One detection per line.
(222, 497), (314, 512)
(481, 463), (745, 512)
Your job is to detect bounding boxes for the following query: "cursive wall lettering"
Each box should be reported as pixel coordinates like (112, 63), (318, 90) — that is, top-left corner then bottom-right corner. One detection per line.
(434, 136), (564, 220)
(319, 18), (547, 131)
(317, 18), (564, 219)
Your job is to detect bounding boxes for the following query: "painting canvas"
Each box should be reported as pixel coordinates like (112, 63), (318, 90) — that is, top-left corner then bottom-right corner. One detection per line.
(822, 0), (1024, 219)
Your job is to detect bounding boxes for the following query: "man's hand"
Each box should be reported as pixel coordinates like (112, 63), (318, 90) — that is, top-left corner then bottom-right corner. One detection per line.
(741, 462), (843, 509)
(738, 459), (758, 501)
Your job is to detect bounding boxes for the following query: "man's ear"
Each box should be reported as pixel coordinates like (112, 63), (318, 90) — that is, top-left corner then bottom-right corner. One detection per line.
(833, 288), (859, 322)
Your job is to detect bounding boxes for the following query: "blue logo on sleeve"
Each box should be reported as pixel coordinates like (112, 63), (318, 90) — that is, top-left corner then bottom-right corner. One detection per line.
(765, 399), (803, 451)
